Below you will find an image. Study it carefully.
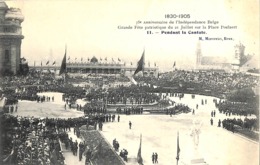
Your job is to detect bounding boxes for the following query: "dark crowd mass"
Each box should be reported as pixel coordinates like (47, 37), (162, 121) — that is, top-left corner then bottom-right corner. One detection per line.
(0, 68), (259, 164)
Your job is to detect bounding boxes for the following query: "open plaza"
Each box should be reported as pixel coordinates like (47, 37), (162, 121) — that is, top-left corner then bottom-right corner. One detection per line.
(1, 90), (259, 165)
(0, 1), (259, 165)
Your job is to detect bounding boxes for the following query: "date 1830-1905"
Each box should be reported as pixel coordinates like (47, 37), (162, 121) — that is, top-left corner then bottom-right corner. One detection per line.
(165, 14), (190, 19)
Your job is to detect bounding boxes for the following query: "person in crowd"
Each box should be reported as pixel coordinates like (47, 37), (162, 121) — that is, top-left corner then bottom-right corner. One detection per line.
(129, 121), (132, 129)
(154, 152), (158, 163)
(152, 153), (155, 164)
(118, 115), (120, 122)
(218, 119), (221, 127)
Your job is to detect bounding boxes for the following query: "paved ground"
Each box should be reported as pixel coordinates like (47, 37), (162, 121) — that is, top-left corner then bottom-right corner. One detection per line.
(60, 128), (85, 165)
(14, 92), (259, 165)
(14, 92), (84, 118)
(101, 94), (259, 165)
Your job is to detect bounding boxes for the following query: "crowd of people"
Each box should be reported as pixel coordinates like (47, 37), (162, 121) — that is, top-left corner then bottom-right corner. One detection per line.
(166, 104), (191, 115)
(1, 68), (259, 164)
(216, 101), (258, 117)
(1, 114), (65, 165)
(85, 85), (160, 106)
(159, 70), (259, 93)
(221, 118), (259, 132)
(116, 106), (144, 115)
(0, 112), (124, 165)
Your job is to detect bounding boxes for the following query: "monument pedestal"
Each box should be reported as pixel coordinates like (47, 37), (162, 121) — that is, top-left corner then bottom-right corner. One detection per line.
(180, 158), (208, 165)
(189, 149), (207, 164)
(190, 158), (207, 164)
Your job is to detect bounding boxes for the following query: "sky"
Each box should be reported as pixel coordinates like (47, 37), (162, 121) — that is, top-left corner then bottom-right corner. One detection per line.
(5, 0), (259, 71)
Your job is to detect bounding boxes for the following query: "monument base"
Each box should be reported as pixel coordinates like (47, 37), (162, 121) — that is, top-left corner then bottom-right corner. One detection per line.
(180, 158), (208, 165)
(190, 158), (207, 164)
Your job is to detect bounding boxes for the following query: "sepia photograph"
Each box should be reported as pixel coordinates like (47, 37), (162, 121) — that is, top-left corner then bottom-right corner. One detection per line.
(0, 0), (259, 165)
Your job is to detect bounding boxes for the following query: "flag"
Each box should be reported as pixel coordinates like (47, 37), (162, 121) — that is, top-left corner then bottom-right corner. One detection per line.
(137, 134), (143, 165)
(46, 61), (49, 65)
(134, 50), (145, 75)
(50, 147), (58, 165)
(52, 61), (56, 65)
(59, 47), (66, 75)
(173, 61), (176, 67)
(176, 132), (180, 161)
(131, 76), (138, 85)
(91, 141), (102, 160)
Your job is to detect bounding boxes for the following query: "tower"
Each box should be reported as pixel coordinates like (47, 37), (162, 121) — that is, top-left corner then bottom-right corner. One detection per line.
(0, 1), (24, 75)
(234, 42), (245, 66)
(196, 41), (202, 69)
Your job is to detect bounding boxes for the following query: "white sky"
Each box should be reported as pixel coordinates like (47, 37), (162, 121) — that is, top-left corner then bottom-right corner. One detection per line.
(5, 0), (259, 71)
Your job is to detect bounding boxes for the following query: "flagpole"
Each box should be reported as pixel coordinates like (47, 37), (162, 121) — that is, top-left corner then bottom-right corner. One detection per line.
(142, 49), (145, 78)
(137, 133), (143, 165)
(65, 45), (67, 84)
(176, 131), (180, 165)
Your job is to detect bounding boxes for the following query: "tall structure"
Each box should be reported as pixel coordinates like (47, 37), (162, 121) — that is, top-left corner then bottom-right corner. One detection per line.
(196, 41), (202, 69)
(0, 1), (24, 75)
(232, 42), (245, 70)
(234, 42), (245, 62)
(234, 42), (245, 65)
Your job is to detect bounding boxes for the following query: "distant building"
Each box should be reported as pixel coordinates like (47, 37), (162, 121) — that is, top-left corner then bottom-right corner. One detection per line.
(31, 56), (159, 77)
(239, 54), (259, 72)
(67, 56), (159, 77)
(195, 41), (256, 71)
(0, 1), (24, 75)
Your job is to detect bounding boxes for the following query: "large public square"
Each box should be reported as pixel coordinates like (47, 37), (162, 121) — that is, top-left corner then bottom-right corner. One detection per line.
(0, 1), (259, 164)
(8, 92), (259, 165)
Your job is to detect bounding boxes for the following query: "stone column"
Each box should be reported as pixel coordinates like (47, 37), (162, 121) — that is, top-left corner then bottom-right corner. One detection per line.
(0, 43), (3, 72)
(11, 42), (17, 74)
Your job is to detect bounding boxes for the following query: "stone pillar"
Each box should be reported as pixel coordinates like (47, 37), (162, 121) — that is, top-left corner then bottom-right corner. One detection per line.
(16, 40), (21, 74)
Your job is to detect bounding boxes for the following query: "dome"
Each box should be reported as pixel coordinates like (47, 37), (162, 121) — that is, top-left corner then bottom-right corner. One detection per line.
(90, 56), (98, 63)
(5, 8), (24, 22)
(0, 1), (8, 10)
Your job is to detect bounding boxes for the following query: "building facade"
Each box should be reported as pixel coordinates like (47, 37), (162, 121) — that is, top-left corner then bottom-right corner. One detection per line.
(66, 56), (159, 77)
(31, 56), (159, 77)
(0, 2), (24, 75)
(195, 41), (232, 71)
